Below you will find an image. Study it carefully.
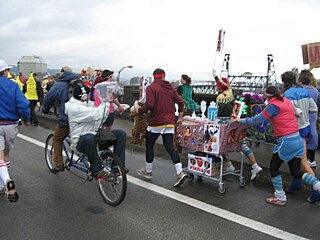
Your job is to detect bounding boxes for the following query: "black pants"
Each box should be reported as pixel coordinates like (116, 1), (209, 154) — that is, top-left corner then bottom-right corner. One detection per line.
(269, 153), (303, 179)
(145, 130), (180, 165)
(29, 100), (38, 124)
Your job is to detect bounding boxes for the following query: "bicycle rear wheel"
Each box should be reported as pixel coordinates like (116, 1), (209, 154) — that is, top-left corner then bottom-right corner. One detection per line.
(45, 134), (55, 172)
(97, 151), (127, 206)
(44, 134), (72, 173)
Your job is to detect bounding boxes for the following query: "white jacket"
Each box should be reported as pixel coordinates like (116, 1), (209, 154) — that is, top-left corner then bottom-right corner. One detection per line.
(65, 97), (110, 148)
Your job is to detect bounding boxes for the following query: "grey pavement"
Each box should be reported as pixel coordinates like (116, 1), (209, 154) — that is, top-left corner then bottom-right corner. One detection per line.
(1, 124), (320, 240)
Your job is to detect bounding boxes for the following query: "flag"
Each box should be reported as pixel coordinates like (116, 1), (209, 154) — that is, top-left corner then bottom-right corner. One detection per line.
(216, 29), (226, 52)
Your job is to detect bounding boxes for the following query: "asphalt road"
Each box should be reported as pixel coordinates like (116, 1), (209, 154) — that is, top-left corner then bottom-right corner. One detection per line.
(0, 125), (319, 240)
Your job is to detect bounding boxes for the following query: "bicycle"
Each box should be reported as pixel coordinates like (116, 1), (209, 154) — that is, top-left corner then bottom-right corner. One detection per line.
(44, 134), (127, 206)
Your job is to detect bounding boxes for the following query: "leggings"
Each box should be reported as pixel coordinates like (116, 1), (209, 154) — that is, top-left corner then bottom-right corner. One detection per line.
(269, 153), (303, 179)
(145, 130), (180, 164)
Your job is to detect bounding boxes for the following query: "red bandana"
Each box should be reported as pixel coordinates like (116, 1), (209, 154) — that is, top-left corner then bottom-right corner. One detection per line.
(153, 73), (165, 79)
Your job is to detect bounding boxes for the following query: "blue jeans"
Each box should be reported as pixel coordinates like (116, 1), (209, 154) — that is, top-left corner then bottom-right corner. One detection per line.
(76, 133), (103, 174)
(112, 129), (127, 167)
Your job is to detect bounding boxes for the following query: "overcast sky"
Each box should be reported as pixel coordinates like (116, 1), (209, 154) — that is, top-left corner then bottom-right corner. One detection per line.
(1, 0), (319, 81)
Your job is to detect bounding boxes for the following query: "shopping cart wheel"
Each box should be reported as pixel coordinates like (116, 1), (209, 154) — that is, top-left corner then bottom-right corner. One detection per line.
(197, 176), (203, 182)
(188, 173), (194, 182)
(218, 183), (226, 194)
(239, 177), (246, 188)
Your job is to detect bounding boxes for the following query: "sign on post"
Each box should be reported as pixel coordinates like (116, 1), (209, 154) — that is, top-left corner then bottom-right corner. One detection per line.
(301, 42), (320, 69)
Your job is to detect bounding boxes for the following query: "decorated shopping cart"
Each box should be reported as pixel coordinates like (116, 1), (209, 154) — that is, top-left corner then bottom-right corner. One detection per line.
(176, 117), (247, 193)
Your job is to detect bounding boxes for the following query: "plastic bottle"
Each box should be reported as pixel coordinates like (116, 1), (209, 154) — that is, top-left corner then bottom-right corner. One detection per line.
(207, 101), (218, 121)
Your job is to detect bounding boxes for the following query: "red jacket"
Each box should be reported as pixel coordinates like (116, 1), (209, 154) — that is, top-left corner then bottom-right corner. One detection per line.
(139, 79), (184, 126)
(265, 97), (298, 137)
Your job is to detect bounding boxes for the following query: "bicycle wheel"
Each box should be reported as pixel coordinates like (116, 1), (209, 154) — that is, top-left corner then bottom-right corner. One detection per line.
(45, 134), (73, 173)
(44, 134), (55, 172)
(97, 151), (127, 206)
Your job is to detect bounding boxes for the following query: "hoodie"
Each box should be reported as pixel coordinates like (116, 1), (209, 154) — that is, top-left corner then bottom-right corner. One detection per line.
(42, 71), (78, 127)
(138, 79), (184, 126)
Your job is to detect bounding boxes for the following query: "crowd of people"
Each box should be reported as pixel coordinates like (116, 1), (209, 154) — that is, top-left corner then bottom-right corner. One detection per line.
(1, 57), (319, 206)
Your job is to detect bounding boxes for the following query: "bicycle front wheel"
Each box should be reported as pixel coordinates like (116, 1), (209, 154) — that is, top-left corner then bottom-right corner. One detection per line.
(97, 152), (127, 206)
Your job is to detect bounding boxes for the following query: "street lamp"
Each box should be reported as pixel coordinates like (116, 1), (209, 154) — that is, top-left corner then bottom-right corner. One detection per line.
(117, 65), (133, 84)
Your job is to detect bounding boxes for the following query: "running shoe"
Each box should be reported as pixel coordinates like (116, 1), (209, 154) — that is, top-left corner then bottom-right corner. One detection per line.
(174, 172), (188, 187)
(266, 196), (287, 206)
(137, 168), (152, 179)
(251, 165), (263, 181)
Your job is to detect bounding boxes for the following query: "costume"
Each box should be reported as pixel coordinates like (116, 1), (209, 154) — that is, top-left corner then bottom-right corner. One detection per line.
(177, 84), (199, 112)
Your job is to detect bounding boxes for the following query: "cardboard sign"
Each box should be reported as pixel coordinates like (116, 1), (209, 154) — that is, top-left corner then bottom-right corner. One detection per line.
(301, 42), (320, 69)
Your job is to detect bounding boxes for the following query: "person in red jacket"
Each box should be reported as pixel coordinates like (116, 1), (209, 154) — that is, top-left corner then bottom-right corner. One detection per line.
(136, 68), (188, 187)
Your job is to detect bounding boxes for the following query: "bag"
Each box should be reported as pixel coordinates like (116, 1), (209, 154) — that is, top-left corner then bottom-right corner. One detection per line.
(95, 128), (117, 148)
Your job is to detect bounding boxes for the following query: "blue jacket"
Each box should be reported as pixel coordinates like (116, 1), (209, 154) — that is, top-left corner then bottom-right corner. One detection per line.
(284, 86), (318, 130)
(0, 76), (30, 122)
(42, 71), (78, 127)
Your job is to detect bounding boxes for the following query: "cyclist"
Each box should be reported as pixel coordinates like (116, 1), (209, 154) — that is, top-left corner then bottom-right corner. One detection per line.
(42, 67), (78, 173)
(65, 81), (127, 178)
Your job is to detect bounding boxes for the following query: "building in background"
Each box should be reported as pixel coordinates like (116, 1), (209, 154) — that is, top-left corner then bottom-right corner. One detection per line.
(17, 55), (47, 77)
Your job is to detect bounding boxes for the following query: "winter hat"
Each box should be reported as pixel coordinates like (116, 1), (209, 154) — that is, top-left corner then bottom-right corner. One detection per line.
(216, 77), (229, 92)
(0, 60), (13, 72)
(102, 69), (114, 80)
(61, 66), (73, 73)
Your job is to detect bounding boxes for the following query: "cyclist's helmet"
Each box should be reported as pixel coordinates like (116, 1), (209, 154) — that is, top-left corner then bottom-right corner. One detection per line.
(72, 80), (90, 101)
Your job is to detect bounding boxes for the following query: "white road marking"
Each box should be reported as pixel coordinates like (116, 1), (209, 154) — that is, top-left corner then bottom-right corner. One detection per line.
(18, 133), (308, 240)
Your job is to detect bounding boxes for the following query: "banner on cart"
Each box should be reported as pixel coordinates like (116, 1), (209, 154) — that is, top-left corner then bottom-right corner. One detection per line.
(176, 123), (220, 154)
(220, 121), (247, 153)
(188, 154), (212, 176)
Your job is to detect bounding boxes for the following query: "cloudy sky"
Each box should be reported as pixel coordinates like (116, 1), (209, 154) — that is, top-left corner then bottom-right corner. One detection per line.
(1, 0), (319, 81)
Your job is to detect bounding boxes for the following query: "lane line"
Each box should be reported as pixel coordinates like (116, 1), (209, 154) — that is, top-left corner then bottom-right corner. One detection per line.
(18, 133), (308, 240)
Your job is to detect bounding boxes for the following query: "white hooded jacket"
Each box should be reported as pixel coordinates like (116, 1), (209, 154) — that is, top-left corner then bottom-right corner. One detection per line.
(65, 97), (110, 148)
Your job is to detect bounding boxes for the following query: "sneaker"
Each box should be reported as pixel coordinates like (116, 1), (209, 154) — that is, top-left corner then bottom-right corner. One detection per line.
(308, 160), (317, 168)
(174, 172), (188, 187)
(226, 163), (235, 172)
(52, 165), (65, 174)
(95, 168), (110, 179)
(266, 196), (287, 206)
(6, 180), (19, 203)
(307, 190), (320, 204)
(251, 165), (263, 181)
(285, 178), (302, 193)
(137, 168), (152, 179)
